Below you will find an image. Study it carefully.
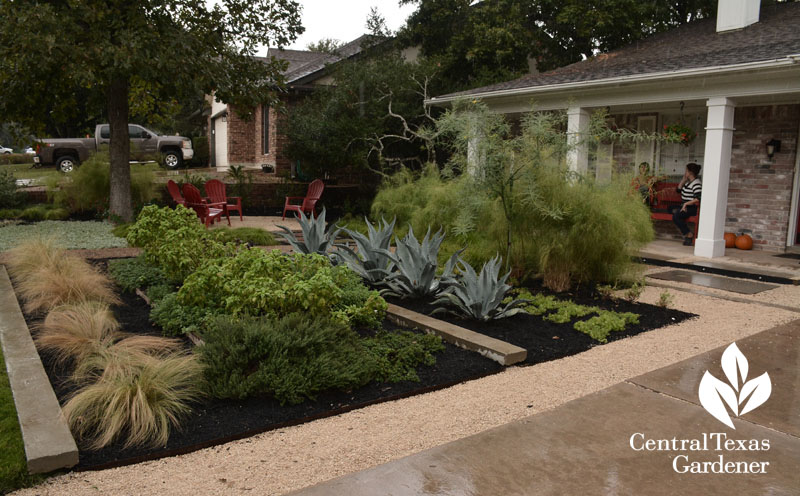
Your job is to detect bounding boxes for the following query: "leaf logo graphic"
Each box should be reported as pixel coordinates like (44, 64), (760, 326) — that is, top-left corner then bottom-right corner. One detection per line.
(698, 343), (771, 429)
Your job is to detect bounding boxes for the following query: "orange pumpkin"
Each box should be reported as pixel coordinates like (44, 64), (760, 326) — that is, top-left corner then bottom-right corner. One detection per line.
(723, 232), (736, 248)
(735, 234), (753, 250)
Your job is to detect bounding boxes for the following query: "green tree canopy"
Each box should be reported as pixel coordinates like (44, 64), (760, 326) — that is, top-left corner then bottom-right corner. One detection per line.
(0, 0), (302, 220)
(397, 0), (718, 93)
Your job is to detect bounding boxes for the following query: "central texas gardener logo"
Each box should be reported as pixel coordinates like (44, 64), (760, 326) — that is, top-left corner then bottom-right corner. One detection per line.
(698, 343), (772, 429)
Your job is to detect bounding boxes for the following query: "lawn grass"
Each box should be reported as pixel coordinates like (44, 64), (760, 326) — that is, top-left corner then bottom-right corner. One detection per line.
(0, 344), (47, 493)
(4, 163), (61, 185)
(0, 221), (128, 251)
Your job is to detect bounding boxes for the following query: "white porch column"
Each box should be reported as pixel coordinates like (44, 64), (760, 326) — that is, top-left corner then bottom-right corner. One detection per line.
(566, 106), (590, 174)
(694, 97), (735, 258)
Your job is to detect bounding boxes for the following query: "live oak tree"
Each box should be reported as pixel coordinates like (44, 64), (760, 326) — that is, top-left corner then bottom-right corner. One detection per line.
(0, 0), (302, 221)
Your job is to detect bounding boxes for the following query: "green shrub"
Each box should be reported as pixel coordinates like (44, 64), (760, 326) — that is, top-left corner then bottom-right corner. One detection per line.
(190, 136), (209, 167)
(0, 208), (23, 219)
(150, 292), (216, 336)
(214, 227), (276, 246)
(0, 153), (33, 165)
(44, 207), (69, 220)
(363, 330), (444, 383)
(145, 283), (173, 305)
(178, 248), (386, 329)
(573, 311), (639, 343)
(0, 169), (23, 208)
(50, 153), (157, 214)
(19, 206), (47, 221)
(126, 205), (233, 282)
(107, 256), (168, 292)
(198, 314), (376, 404)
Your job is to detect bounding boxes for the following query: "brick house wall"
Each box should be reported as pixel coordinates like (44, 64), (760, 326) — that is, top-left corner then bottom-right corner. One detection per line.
(725, 104), (799, 250)
(216, 92), (304, 176)
(226, 105), (256, 166)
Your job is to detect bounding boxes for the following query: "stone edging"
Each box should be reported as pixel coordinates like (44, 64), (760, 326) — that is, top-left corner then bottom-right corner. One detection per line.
(0, 266), (78, 473)
(386, 304), (527, 366)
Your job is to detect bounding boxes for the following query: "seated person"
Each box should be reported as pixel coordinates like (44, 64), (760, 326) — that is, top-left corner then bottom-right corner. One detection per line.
(672, 163), (702, 246)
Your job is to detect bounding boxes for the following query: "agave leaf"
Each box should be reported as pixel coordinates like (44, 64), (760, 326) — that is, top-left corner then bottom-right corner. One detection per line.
(277, 208), (340, 256)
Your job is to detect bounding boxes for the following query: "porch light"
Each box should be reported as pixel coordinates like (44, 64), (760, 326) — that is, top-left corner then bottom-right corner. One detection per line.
(766, 139), (781, 158)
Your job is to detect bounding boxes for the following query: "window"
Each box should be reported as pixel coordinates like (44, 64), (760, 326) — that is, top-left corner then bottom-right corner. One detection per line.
(128, 125), (144, 139)
(261, 105), (269, 155)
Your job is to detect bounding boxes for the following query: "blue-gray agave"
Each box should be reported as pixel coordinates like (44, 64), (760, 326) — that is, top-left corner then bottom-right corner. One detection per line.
(433, 255), (526, 321)
(276, 208), (342, 256)
(334, 217), (396, 284)
(382, 226), (461, 299)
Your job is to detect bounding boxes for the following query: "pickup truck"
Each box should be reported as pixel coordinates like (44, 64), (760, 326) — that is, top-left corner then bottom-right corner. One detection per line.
(34, 124), (194, 172)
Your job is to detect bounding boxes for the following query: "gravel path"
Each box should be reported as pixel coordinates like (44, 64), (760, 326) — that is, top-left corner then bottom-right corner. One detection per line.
(12, 284), (799, 496)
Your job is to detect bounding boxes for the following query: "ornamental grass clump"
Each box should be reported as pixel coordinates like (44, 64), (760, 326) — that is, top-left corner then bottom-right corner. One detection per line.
(3, 237), (63, 281)
(62, 349), (203, 449)
(13, 249), (119, 314)
(35, 301), (121, 367)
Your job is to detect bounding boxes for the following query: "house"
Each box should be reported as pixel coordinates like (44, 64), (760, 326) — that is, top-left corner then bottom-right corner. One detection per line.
(428, 0), (800, 257)
(208, 35), (381, 175)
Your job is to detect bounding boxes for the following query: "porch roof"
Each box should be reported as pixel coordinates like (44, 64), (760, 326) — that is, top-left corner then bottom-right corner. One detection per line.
(431, 3), (800, 103)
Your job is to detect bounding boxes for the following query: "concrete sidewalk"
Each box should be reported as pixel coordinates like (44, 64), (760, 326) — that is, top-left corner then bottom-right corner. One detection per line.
(291, 320), (800, 495)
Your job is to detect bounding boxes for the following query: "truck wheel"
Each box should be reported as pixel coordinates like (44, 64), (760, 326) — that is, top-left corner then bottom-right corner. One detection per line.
(162, 150), (182, 169)
(56, 155), (78, 173)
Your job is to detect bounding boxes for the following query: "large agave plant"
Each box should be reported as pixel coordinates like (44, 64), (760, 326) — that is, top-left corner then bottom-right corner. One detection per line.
(277, 208), (342, 256)
(334, 217), (396, 284)
(433, 255), (527, 321)
(382, 226), (461, 299)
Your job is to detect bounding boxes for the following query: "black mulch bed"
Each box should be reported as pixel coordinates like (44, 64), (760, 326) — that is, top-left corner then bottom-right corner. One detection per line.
(386, 280), (697, 367)
(14, 269), (502, 471)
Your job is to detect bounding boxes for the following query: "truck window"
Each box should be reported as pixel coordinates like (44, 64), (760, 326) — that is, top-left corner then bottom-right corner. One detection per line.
(128, 125), (145, 139)
(100, 126), (110, 139)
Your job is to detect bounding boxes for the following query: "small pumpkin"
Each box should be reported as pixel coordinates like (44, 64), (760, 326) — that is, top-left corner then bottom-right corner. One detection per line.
(723, 232), (736, 248)
(735, 234), (753, 250)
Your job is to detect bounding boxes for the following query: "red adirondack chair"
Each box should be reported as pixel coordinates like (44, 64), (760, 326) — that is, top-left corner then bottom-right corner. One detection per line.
(282, 179), (324, 220)
(166, 180), (185, 206)
(205, 179), (243, 221)
(182, 183), (229, 228)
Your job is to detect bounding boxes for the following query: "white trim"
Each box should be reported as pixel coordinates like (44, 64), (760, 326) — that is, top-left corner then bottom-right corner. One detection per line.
(427, 57), (800, 105)
(788, 119), (800, 247)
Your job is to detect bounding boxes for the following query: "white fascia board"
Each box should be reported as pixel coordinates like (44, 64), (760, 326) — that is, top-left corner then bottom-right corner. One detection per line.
(426, 57), (800, 108)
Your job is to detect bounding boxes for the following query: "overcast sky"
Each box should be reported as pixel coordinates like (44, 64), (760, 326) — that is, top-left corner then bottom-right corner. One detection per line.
(267, 0), (416, 53)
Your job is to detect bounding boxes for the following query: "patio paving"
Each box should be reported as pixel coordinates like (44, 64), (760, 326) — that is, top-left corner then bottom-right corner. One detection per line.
(641, 240), (800, 283)
(647, 269), (779, 294)
(290, 320), (800, 495)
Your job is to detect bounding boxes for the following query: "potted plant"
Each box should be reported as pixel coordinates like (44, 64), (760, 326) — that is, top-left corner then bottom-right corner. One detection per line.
(662, 123), (697, 146)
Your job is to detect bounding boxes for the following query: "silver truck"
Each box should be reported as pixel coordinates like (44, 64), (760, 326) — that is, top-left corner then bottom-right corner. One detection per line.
(34, 124), (194, 172)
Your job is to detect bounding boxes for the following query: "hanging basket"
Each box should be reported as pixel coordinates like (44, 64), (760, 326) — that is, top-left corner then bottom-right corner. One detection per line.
(663, 123), (697, 146)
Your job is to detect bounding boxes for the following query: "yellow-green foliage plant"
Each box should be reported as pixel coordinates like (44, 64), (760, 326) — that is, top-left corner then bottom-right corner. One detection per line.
(35, 301), (121, 366)
(62, 349), (203, 450)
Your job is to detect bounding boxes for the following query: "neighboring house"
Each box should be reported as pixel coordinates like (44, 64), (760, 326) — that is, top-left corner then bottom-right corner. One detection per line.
(208, 35), (381, 175)
(429, 0), (800, 257)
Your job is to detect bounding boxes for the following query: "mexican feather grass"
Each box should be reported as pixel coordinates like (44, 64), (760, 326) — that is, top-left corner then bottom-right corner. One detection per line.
(7, 238), (119, 313)
(63, 349), (204, 450)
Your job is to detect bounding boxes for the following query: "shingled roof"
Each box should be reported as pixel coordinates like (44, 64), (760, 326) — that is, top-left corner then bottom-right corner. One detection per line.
(262, 35), (384, 86)
(435, 2), (800, 100)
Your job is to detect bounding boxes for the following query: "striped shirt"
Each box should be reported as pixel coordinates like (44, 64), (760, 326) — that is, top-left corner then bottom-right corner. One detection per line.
(680, 178), (701, 202)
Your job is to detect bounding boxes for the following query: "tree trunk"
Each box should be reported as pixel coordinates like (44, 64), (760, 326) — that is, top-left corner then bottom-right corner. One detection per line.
(107, 77), (133, 222)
